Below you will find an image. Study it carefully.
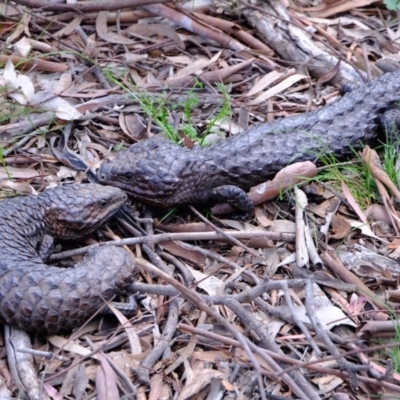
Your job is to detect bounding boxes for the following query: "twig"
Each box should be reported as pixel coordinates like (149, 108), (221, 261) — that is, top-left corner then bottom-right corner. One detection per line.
(5, 326), (50, 400)
(280, 280), (322, 356)
(49, 230), (295, 261)
(220, 298), (319, 400)
(304, 280), (367, 389)
(138, 246), (180, 384)
(177, 241), (262, 284)
(294, 187), (309, 267)
(189, 205), (259, 257)
(133, 250), (268, 400)
(11, 0), (167, 12)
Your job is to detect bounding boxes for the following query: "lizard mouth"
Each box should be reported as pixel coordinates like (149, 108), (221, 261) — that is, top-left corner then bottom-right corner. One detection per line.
(98, 176), (134, 195)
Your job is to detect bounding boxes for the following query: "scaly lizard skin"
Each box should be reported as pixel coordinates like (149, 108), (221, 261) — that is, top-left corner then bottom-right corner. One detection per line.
(98, 68), (400, 212)
(0, 184), (137, 333)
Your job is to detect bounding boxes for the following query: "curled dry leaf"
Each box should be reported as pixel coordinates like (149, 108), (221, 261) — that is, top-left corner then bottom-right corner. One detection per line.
(330, 214), (351, 240)
(177, 369), (228, 400)
(188, 266), (225, 296)
(47, 335), (99, 360)
(3, 60), (35, 104)
(244, 69), (284, 97)
(347, 294), (367, 316)
(96, 354), (119, 400)
(274, 305), (356, 330)
(107, 303), (142, 356)
(124, 23), (185, 49)
(311, 375), (344, 396)
(1, 60), (80, 119)
(341, 180), (367, 224)
(248, 73), (308, 105)
(0, 180), (36, 195)
(96, 11), (136, 45)
(53, 16), (83, 38)
(13, 37), (32, 57)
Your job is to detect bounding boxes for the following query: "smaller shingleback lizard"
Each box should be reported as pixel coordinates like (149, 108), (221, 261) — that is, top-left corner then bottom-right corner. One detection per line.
(98, 68), (400, 212)
(0, 184), (137, 334)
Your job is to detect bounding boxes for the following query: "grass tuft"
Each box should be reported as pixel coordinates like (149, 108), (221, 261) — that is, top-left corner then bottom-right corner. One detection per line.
(104, 69), (231, 146)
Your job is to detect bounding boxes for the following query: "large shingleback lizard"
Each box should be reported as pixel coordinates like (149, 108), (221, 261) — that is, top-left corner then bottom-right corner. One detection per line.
(98, 68), (400, 212)
(0, 184), (137, 334)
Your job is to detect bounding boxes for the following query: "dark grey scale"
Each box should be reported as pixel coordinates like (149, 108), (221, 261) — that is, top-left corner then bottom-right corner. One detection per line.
(0, 184), (137, 333)
(97, 68), (400, 213)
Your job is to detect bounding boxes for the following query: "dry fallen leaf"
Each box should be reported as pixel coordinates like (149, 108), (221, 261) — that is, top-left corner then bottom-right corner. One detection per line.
(96, 354), (119, 400)
(330, 214), (351, 239)
(177, 369), (228, 400)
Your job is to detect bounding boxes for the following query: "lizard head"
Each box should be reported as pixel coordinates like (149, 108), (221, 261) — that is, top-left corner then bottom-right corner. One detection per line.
(97, 150), (180, 207)
(41, 184), (127, 240)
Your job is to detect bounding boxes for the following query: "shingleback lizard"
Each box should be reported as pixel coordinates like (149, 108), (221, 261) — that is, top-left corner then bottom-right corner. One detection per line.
(0, 184), (137, 334)
(98, 68), (400, 212)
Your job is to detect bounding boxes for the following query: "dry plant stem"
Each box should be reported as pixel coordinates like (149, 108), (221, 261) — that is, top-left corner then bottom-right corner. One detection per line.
(189, 205), (259, 257)
(43, 320), (144, 387)
(3, 128), (50, 156)
(142, 4), (249, 54)
(138, 298), (179, 384)
(116, 214), (164, 255)
(166, 58), (255, 88)
(179, 324), (400, 392)
(365, 356), (393, 381)
(362, 146), (400, 233)
(5, 326), (50, 400)
(318, 181), (352, 210)
(160, 252), (195, 286)
(142, 208), (156, 236)
(278, 339), (400, 384)
(0, 55), (68, 73)
(17, 348), (69, 362)
(362, 146), (400, 199)
(49, 230), (294, 261)
(85, 337), (137, 398)
(75, 26), (112, 90)
(128, 279), (309, 302)
(240, 0), (362, 84)
(164, 241), (262, 284)
(76, 93), (224, 114)
(291, 266), (356, 292)
(320, 198), (341, 238)
(375, 179), (400, 235)
(11, 0), (167, 12)
(138, 246), (179, 383)
(134, 250), (267, 400)
(23, 11), (85, 55)
(294, 187), (309, 267)
(280, 281), (321, 356)
(164, 311), (208, 376)
(192, 12), (275, 55)
(320, 250), (387, 310)
(254, 297), (350, 346)
(45, 9), (150, 23)
(0, 112), (56, 139)
(305, 227), (322, 266)
(304, 281), (367, 389)
(359, 320), (400, 336)
(220, 298), (319, 400)
(2, 93), (225, 139)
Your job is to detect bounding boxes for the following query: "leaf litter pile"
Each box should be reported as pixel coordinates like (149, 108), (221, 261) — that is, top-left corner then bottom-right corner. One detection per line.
(2, 0), (400, 399)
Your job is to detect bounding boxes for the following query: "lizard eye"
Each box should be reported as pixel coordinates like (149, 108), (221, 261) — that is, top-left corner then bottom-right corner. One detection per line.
(125, 173), (134, 181)
(99, 200), (108, 208)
